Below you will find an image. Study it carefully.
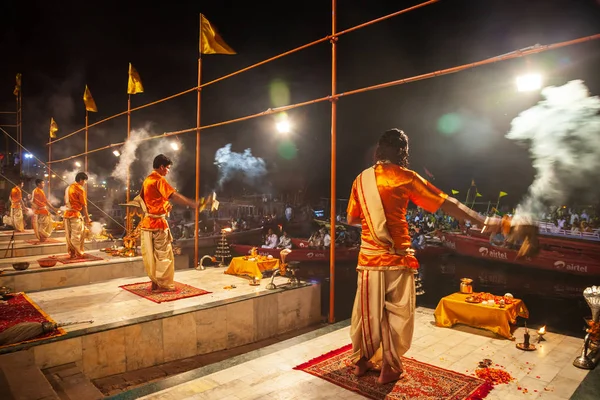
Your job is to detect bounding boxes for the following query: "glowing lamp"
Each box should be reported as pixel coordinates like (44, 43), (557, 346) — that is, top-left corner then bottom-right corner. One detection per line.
(516, 73), (542, 92)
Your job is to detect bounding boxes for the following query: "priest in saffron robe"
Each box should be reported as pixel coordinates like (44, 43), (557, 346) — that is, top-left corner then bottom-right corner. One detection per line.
(347, 129), (509, 384)
(64, 173), (91, 258)
(138, 154), (200, 291)
(32, 179), (57, 242)
(9, 180), (26, 232)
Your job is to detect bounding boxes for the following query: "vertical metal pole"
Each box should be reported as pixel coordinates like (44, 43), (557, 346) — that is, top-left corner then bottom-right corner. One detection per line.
(126, 95), (131, 232)
(85, 111), (89, 174)
(48, 139), (52, 196)
(19, 91), (22, 168)
(329, 0), (338, 324)
(15, 97), (19, 174)
(195, 15), (203, 270)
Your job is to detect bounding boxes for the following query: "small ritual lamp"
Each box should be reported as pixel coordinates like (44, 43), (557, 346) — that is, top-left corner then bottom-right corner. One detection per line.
(517, 322), (536, 351)
(537, 326), (547, 343)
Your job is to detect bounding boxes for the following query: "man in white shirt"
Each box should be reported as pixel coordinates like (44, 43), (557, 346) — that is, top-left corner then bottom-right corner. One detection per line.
(278, 231), (292, 249)
(323, 230), (331, 248)
(262, 228), (278, 248)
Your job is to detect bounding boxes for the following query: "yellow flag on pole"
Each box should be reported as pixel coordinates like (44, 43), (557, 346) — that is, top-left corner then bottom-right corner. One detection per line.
(49, 118), (58, 139)
(451, 189), (459, 195)
(476, 192), (482, 197)
(127, 63), (144, 94)
(83, 85), (98, 112)
(499, 191), (508, 198)
(200, 14), (236, 55)
(13, 73), (22, 96)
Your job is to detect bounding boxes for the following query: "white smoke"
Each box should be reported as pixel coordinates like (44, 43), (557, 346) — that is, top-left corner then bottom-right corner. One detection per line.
(214, 144), (267, 189)
(90, 221), (103, 235)
(111, 125), (182, 191)
(507, 80), (600, 218)
(111, 128), (149, 185)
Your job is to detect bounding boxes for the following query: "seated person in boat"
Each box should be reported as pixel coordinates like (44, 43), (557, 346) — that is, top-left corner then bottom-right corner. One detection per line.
(490, 231), (506, 246)
(278, 231), (292, 249)
(323, 228), (331, 248)
(411, 226), (426, 250)
(308, 230), (323, 248)
(262, 228), (278, 248)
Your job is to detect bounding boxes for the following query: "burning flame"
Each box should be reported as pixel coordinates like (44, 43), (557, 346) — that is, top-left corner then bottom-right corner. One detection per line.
(222, 227), (232, 233)
(538, 326), (546, 334)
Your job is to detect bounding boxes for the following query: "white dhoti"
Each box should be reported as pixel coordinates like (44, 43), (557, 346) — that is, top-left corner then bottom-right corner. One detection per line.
(141, 228), (175, 290)
(350, 267), (415, 373)
(64, 217), (85, 257)
(33, 214), (53, 241)
(10, 207), (24, 232)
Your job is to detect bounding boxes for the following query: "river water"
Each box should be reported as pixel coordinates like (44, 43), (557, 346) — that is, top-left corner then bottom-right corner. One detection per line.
(298, 254), (595, 339)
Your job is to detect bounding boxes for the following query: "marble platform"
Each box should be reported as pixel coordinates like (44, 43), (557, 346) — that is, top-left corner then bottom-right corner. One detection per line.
(0, 236), (113, 257)
(0, 229), (65, 243)
(0, 250), (189, 292)
(0, 269), (321, 381)
(128, 308), (591, 400)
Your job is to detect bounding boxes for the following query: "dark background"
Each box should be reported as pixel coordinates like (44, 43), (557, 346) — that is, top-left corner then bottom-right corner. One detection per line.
(1, 0), (599, 205)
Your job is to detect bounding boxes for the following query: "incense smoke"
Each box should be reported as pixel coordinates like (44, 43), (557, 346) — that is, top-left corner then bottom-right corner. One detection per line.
(111, 125), (182, 191)
(90, 221), (103, 235)
(214, 144), (267, 189)
(506, 80), (600, 218)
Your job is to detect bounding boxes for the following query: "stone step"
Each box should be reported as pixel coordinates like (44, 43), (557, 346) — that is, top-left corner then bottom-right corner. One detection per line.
(44, 363), (104, 400)
(0, 230), (65, 243)
(1, 238), (114, 258)
(1, 251), (189, 292)
(0, 352), (58, 400)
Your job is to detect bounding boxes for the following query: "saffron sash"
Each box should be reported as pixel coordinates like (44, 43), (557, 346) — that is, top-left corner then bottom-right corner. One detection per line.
(356, 166), (413, 257)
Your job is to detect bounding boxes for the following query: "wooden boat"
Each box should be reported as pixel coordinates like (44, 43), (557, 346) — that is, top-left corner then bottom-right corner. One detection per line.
(231, 238), (448, 264)
(441, 232), (600, 276)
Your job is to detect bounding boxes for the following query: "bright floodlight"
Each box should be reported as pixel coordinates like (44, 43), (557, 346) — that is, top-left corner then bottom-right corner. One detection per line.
(24, 153), (33, 159)
(75, 161), (81, 167)
(516, 73), (542, 92)
(113, 150), (121, 157)
(276, 120), (291, 134)
(170, 141), (180, 151)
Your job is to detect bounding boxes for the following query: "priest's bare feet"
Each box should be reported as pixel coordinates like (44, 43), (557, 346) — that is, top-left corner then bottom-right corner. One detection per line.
(377, 365), (402, 385)
(353, 357), (372, 377)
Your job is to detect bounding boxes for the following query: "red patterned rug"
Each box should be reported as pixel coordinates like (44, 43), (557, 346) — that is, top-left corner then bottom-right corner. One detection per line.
(25, 238), (61, 245)
(119, 281), (211, 303)
(0, 293), (66, 349)
(51, 253), (105, 264)
(294, 345), (492, 400)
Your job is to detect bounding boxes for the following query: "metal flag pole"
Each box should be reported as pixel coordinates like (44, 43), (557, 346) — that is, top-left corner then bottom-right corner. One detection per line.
(329, 0), (338, 324)
(194, 14), (203, 270)
(126, 94), (131, 233)
(85, 110), (89, 175)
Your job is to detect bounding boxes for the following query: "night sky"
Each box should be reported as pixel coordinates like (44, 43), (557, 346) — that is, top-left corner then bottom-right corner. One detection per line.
(1, 0), (599, 207)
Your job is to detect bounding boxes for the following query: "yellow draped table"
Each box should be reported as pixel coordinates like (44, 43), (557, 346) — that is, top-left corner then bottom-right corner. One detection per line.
(433, 293), (529, 339)
(225, 256), (280, 279)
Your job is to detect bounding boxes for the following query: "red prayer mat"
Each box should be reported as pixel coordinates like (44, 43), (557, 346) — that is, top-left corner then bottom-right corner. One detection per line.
(119, 281), (211, 303)
(51, 253), (105, 264)
(0, 293), (66, 349)
(294, 344), (493, 400)
(25, 238), (61, 245)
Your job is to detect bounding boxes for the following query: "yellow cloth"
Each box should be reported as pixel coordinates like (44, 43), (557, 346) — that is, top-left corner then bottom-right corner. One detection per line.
(10, 207), (24, 232)
(33, 214), (53, 241)
(64, 217), (85, 257)
(434, 293), (529, 339)
(350, 268), (415, 373)
(83, 85), (98, 112)
(128, 63), (144, 94)
(141, 228), (175, 290)
(225, 256), (280, 279)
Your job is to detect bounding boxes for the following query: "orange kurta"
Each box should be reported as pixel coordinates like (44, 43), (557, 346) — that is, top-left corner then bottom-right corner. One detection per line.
(347, 164), (447, 268)
(10, 186), (22, 208)
(63, 183), (87, 219)
(32, 187), (50, 215)
(140, 171), (176, 231)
